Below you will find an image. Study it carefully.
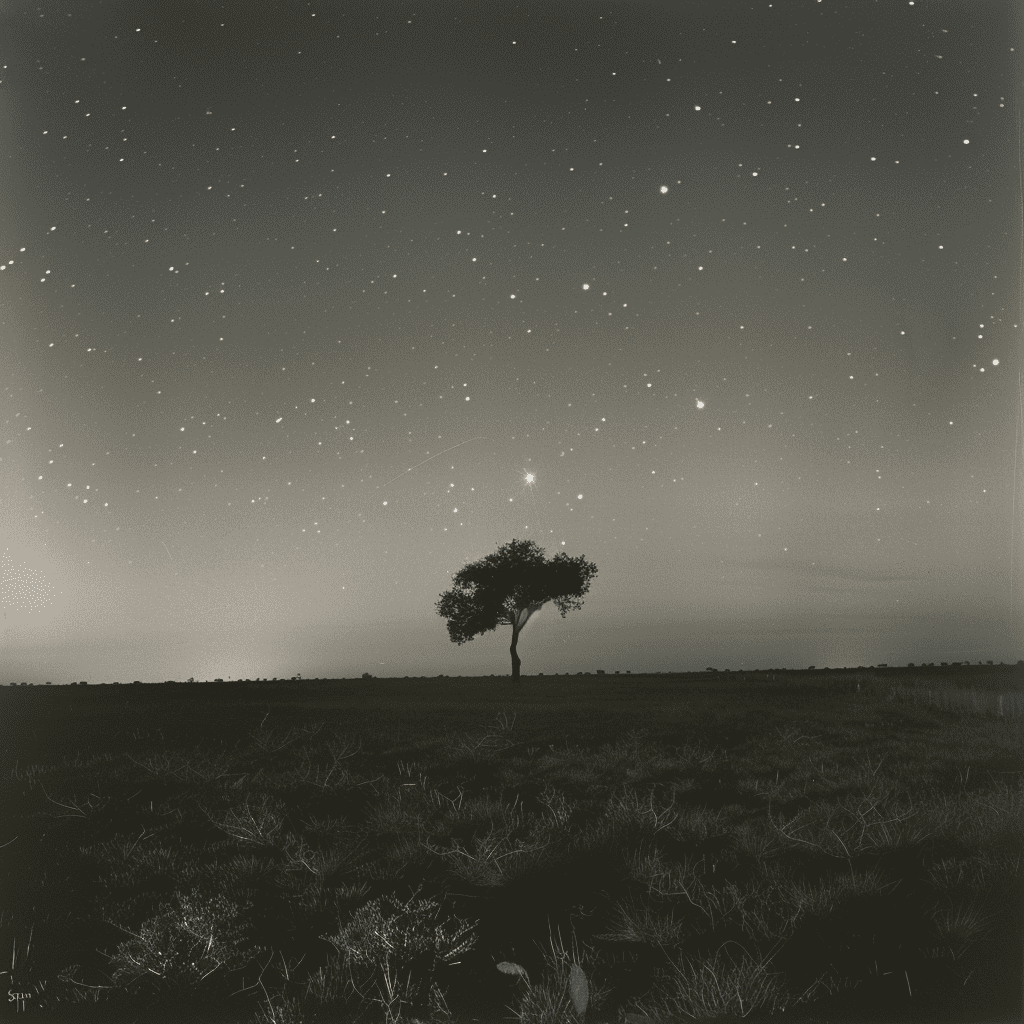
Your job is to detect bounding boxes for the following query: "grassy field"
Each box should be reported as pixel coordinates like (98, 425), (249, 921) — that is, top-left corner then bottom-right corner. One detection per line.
(1, 667), (1021, 1024)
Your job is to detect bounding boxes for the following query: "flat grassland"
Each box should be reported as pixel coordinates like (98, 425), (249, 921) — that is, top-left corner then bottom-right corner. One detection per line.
(1, 667), (1021, 1024)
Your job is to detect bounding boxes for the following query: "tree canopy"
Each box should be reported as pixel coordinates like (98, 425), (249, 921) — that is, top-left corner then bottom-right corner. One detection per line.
(435, 538), (598, 679)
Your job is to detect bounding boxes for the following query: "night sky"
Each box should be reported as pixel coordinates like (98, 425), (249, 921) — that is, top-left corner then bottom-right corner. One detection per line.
(2, 0), (1022, 684)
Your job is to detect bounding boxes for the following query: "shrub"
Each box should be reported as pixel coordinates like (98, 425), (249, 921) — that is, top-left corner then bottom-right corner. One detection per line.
(321, 887), (478, 1018)
(103, 887), (260, 998)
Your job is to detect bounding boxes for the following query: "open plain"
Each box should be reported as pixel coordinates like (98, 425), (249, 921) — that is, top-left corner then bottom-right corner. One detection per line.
(1, 666), (1021, 1024)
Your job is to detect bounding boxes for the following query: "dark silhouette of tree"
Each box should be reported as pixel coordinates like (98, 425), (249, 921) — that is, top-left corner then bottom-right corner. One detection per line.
(435, 538), (598, 682)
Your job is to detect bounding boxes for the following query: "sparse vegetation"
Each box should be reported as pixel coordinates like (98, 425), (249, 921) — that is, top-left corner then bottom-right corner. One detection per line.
(1, 666), (1020, 1023)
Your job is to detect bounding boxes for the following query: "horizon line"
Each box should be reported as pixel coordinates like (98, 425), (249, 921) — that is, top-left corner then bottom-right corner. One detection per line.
(5, 660), (1023, 686)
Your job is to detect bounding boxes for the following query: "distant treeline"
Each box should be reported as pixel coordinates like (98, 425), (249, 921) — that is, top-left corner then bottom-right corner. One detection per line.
(5, 660), (1022, 686)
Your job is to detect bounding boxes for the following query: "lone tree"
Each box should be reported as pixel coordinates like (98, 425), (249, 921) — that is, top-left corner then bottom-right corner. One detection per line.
(436, 538), (598, 682)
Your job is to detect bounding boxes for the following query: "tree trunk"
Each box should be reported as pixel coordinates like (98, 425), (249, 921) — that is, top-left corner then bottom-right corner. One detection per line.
(509, 600), (543, 682)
